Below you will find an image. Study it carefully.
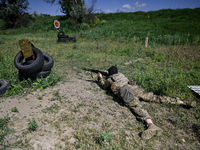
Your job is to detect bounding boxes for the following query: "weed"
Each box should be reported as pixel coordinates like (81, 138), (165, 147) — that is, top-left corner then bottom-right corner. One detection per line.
(37, 104), (42, 108)
(42, 103), (59, 113)
(33, 73), (60, 90)
(97, 131), (113, 145)
(5, 77), (32, 96)
(72, 109), (78, 113)
(37, 94), (43, 100)
(53, 89), (60, 97)
(76, 142), (83, 148)
(78, 102), (86, 107)
(105, 147), (120, 150)
(28, 118), (37, 131)
(11, 107), (18, 112)
(0, 115), (12, 148)
(179, 112), (187, 122)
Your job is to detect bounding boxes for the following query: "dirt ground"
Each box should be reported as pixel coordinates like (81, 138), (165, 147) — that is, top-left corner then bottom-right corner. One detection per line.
(0, 70), (200, 150)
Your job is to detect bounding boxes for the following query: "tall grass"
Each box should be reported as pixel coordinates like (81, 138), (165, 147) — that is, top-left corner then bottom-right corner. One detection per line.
(1, 8), (200, 45)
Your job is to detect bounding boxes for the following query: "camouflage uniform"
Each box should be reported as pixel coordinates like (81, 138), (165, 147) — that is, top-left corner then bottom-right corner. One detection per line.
(99, 72), (181, 123)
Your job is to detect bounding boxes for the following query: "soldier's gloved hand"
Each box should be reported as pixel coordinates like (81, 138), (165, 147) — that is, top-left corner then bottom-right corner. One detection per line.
(97, 72), (102, 81)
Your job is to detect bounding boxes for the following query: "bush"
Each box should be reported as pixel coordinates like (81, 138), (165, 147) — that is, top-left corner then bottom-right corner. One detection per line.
(89, 16), (100, 27)
(80, 23), (89, 30)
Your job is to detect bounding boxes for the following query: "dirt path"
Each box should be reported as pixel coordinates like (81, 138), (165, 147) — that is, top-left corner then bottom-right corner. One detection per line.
(0, 70), (199, 149)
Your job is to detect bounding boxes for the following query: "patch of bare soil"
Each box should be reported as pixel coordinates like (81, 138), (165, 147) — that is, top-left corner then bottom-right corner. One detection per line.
(0, 70), (199, 149)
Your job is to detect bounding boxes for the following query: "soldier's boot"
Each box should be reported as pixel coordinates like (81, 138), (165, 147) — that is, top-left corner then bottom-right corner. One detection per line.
(180, 101), (196, 108)
(141, 123), (163, 139)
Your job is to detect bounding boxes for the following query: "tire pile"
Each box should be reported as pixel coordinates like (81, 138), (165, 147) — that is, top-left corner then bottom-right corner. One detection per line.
(0, 79), (10, 97)
(14, 46), (54, 80)
(57, 31), (76, 43)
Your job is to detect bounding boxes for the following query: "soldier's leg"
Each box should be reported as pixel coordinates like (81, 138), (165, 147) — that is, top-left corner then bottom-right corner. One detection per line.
(125, 97), (163, 139)
(127, 84), (160, 103)
(127, 84), (187, 106)
(125, 97), (151, 123)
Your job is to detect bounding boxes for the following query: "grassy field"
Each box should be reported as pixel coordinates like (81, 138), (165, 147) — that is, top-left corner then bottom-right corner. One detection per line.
(0, 8), (200, 149)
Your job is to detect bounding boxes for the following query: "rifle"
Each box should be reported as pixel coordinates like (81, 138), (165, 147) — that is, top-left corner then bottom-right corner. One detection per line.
(82, 68), (110, 77)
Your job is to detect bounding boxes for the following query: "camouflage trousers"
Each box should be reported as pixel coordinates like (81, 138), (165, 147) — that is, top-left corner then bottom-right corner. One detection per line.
(125, 96), (151, 122)
(124, 84), (181, 122)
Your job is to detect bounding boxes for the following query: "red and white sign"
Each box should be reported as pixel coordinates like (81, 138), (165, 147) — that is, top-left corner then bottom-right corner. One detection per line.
(54, 20), (60, 29)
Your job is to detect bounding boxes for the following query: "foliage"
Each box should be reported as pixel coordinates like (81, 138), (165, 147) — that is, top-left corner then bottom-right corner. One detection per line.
(97, 131), (113, 145)
(79, 23), (89, 30)
(0, 7), (199, 45)
(0, 115), (9, 146)
(11, 107), (18, 112)
(28, 118), (37, 131)
(32, 11), (50, 17)
(89, 16), (100, 26)
(179, 112), (187, 122)
(32, 73), (60, 90)
(43, 0), (85, 17)
(194, 106), (200, 138)
(4, 76), (32, 96)
(61, 0), (85, 17)
(93, 8), (200, 45)
(69, 3), (88, 24)
(44, 0), (97, 28)
(0, 0), (32, 29)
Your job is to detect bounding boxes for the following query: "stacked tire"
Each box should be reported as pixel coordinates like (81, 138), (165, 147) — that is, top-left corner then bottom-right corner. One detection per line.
(0, 79), (10, 97)
(14, 47), (54, 80)
(57, 31), (76, 43)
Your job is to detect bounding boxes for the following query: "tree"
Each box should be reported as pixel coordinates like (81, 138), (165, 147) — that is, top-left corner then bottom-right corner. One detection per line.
(44, 0), (98, 21)
(44, 0), (85, 17)
(61, 0), (85, 17)
(69, 1), (88, 24)
(85, 0), (97, 15)
(0, 0), (32, 28)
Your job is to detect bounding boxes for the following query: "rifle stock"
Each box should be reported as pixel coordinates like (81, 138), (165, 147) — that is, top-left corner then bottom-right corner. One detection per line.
(82, 68), (109, 76)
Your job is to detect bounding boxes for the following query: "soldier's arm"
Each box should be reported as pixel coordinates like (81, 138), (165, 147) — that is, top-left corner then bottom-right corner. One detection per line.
(99, 77), (113, 90)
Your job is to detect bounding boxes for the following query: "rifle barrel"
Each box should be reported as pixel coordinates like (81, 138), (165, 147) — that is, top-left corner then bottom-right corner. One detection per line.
(82, 68), (109, 76)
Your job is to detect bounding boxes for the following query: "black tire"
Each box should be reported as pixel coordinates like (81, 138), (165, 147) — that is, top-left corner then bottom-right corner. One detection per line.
(68, 37), (76, 42)
(19, 70), (30, 80)
(0, 79), (10, 96)
(14, 47), (44, 73)
(34, 70), (51, 78)
(57, 31), (67, 38)
(19, 70), (51, 78)
(42, 52), (54, 71)
(20, 52), (54, 71)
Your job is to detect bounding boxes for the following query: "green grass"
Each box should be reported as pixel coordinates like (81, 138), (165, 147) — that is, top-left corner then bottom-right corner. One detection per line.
(0, 30), (199, 100)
